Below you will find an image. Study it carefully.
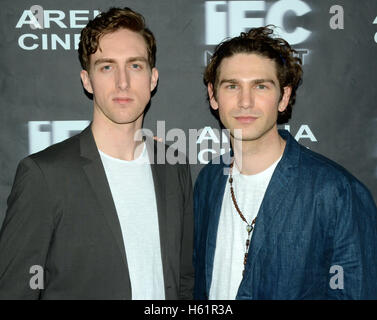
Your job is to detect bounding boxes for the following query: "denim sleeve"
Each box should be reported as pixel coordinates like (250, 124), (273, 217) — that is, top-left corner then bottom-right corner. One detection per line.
(193, 171), (208, 300)
(327, 180), (377, 299)
(193, 176), (201, 299)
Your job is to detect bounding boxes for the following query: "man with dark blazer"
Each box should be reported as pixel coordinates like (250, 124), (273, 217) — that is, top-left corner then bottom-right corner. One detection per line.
(0, 7), (194, 299)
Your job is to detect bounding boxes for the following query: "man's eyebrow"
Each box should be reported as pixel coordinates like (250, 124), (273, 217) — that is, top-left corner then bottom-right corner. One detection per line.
(127, 56), (148, 63)
(219, 78), (277, 86)
(253, 78), (277, 86)
(93, 58), (116, 66)
(219, 79), (238, 86)
(93, 56), (148, 66)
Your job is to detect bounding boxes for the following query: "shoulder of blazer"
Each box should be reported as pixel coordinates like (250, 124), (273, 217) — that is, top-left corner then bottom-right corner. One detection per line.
(28, 126), (90, 169)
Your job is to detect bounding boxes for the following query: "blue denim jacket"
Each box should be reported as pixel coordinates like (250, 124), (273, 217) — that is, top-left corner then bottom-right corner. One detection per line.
(193, 130), (377, 299)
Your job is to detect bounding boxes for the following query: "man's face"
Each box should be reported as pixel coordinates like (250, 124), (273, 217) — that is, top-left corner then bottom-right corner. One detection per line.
(208, 53), (291, 142)
(80, 28), (158, 126)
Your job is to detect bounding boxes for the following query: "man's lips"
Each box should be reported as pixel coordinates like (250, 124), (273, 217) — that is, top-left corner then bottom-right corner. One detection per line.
(113, 97), (133, 104)
(234, 116), (258, 123)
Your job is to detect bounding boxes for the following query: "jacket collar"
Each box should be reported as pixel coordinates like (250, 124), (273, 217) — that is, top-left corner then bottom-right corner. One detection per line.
(79, 124), (130, 277)
(237, 129), (301, 297)
(246, 129), (301, 243)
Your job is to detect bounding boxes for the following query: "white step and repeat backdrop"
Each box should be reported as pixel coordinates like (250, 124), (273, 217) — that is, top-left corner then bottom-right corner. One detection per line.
(1, 0), (377, 224)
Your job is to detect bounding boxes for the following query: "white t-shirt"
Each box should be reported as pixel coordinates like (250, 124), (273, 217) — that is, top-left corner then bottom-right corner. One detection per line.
(99, 143), (165, 300)
(209, 156), (282, 300)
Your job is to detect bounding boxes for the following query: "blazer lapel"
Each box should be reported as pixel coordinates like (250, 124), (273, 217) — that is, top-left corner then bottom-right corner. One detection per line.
(205, 162), (229, 295)
(79, 125), (131, 282)
(242, 130), (300, 279)
(145, 138), (170, 295)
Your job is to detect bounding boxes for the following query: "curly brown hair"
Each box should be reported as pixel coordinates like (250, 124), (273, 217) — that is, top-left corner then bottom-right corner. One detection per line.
(204, 26), (303, 124)
(78, 7), (156, 72)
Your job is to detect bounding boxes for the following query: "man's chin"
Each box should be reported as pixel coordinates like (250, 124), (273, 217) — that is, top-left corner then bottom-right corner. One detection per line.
(228, 122), (277, 142)
(232, 135), (259, 142)
(106, 112), (144, 126)
(229, 129), (259, 142)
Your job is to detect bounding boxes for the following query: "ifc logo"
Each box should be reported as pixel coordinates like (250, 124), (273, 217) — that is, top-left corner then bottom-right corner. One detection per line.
(205, 0), (312, 46)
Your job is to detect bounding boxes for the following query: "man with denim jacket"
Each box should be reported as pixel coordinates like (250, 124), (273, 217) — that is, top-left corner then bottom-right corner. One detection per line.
(193, 26), (377, 299)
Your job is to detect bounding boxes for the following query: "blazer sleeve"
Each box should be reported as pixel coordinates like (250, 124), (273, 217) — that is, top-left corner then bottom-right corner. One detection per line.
(178, 162), (195, 300)
(327, 181), (377, 299)
(0, 157), (57, 299)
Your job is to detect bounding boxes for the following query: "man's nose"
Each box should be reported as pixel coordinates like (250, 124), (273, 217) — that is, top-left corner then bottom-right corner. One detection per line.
(239, 87), (254, 109)
(116, 68), (130, 90)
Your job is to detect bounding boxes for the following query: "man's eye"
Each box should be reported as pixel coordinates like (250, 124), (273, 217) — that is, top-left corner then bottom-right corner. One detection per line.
(256, 84), (267, 89)
(227, 84), (237, 89)
(131, 63), (141, 69)
(102, 65), (112, 71)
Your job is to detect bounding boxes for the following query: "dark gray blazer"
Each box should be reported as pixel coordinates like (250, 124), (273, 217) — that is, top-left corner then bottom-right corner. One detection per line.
(0, 125), (194, 299)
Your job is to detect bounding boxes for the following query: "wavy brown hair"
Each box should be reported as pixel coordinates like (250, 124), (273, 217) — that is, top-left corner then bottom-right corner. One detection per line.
(204, 26), (303, 124)
(78, 7), (156, 72)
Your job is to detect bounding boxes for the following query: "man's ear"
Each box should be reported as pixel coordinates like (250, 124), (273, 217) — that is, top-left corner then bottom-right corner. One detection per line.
(208, 83), (219, 110)
(278, 86), (292, 112)
(150, 67), (159, 92)
(80, 70), (93, 94)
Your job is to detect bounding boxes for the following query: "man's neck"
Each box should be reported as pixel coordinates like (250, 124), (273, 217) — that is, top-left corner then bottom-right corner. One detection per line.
(91, 113), (145, 161)
(232, 127), (286, 175)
